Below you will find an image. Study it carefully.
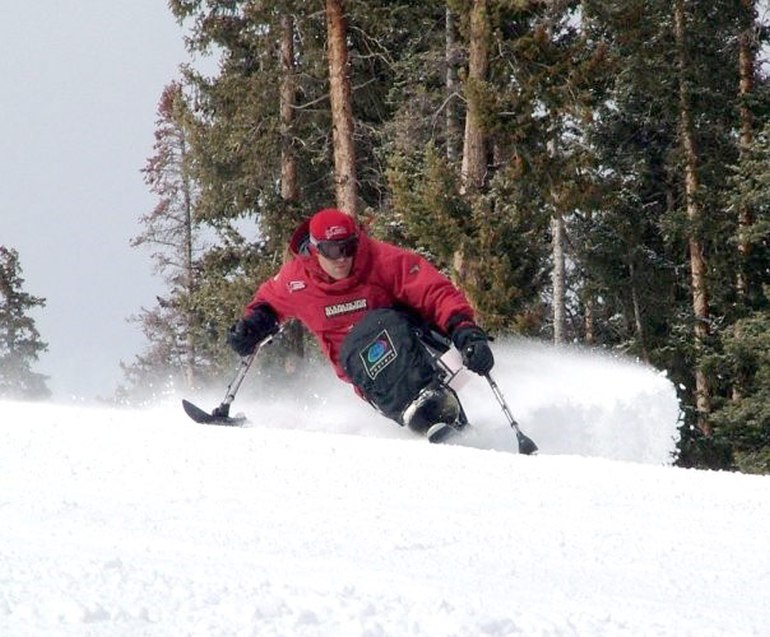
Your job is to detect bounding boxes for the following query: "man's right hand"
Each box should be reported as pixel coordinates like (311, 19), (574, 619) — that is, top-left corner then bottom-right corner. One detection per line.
(227, 306), (278, 356)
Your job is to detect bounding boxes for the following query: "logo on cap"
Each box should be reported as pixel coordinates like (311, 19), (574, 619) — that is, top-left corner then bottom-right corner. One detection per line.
(324, 225), (349, 240)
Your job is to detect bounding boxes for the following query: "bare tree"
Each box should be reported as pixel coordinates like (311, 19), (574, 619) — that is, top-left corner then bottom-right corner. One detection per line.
(132, 82), (199, 390)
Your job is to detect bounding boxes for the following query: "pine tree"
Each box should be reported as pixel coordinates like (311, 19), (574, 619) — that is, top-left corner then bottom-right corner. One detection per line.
(384, 1), (600, 333)
(710, 113), (770, 472)
(711, 305), (770, 473)
(577, 0), (768, 466)
(0, 247), (50, 400)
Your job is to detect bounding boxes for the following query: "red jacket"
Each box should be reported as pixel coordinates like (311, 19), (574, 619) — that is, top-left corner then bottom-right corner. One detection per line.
(245, 225), (475, 381)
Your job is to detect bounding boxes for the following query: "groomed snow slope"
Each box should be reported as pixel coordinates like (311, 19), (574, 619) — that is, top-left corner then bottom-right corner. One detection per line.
(2, 339), (769, 636)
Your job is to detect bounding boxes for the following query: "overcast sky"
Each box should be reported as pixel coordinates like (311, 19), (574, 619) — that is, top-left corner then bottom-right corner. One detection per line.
(1, 2), (202, 400)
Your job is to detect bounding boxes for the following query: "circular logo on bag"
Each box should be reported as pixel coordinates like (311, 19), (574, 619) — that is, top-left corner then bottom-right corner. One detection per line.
(359, 329), (398, 380)
(367, 339), (388, 363)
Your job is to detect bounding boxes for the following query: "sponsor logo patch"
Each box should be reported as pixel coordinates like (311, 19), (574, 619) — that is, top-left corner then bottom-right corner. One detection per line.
(325, 225), (349, 240)
(287, 280), (306, 292)
(324, 298), (367, 318)
(360, 329), (397, 380)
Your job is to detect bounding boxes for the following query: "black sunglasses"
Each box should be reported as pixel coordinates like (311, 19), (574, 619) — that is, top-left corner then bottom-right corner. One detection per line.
(315, 236), (358, 259)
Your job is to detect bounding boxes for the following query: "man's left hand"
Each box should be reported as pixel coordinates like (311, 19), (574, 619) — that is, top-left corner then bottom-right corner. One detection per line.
(452, 324), (494, 375)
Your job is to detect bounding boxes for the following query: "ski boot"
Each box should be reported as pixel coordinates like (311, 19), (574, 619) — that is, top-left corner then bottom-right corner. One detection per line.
(401, 382), (467, 443)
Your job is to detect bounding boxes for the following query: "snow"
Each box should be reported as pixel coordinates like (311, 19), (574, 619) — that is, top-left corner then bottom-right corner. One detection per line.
(2, 339), (769, 636)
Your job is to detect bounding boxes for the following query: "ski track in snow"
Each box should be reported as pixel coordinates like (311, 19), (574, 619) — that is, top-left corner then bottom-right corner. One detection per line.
(2, 338), (770, 636)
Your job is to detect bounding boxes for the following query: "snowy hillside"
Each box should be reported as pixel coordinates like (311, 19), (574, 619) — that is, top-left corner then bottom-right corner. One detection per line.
(2, 340), (770, 636)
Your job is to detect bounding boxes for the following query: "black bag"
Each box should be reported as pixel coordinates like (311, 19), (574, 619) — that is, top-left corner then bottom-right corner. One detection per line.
(340, 308), (438, 422)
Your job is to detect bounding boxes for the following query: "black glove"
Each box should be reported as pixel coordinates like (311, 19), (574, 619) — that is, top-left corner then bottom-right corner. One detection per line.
(227, 305), (278, 356)
(452, 324), (494, 375)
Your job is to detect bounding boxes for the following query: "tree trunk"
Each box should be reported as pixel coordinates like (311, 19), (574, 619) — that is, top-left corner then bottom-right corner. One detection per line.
(584, 297), (595, 346)
(460, 0), (489, 192)
(674, 0), (711, 435)
(279, 12), (305, 367)
(628, 261), (649, 363)
(454, 0), (489, 310)
(736, 0), (755, 300)
(181, 134), (196, 390)
(280, 14), (298, 204)
(445, 7), (461, 162)
(551, 212), (566, 345)
(325, 0), (357, 217)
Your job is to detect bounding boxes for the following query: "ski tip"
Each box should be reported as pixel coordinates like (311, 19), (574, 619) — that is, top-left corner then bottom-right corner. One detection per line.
(182, 399), (247, 427)
(182, 399), (213, 423)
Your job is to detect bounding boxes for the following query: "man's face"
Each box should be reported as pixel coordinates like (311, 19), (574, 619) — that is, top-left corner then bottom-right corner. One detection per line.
(317, 252), (354, 280)
(313, 235), (358, 280)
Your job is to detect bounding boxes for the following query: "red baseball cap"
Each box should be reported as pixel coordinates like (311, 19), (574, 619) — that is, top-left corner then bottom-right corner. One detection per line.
(309, 208), (356, 242)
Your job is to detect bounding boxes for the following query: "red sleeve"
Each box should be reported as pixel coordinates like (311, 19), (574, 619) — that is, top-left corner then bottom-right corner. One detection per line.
(377, 242), (475, 333)
(243, 262), (298, 323)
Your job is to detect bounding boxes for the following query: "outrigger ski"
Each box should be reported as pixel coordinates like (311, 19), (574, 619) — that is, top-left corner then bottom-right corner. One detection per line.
(181, 339), (270, 427)
(182, 399), (247, 426)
